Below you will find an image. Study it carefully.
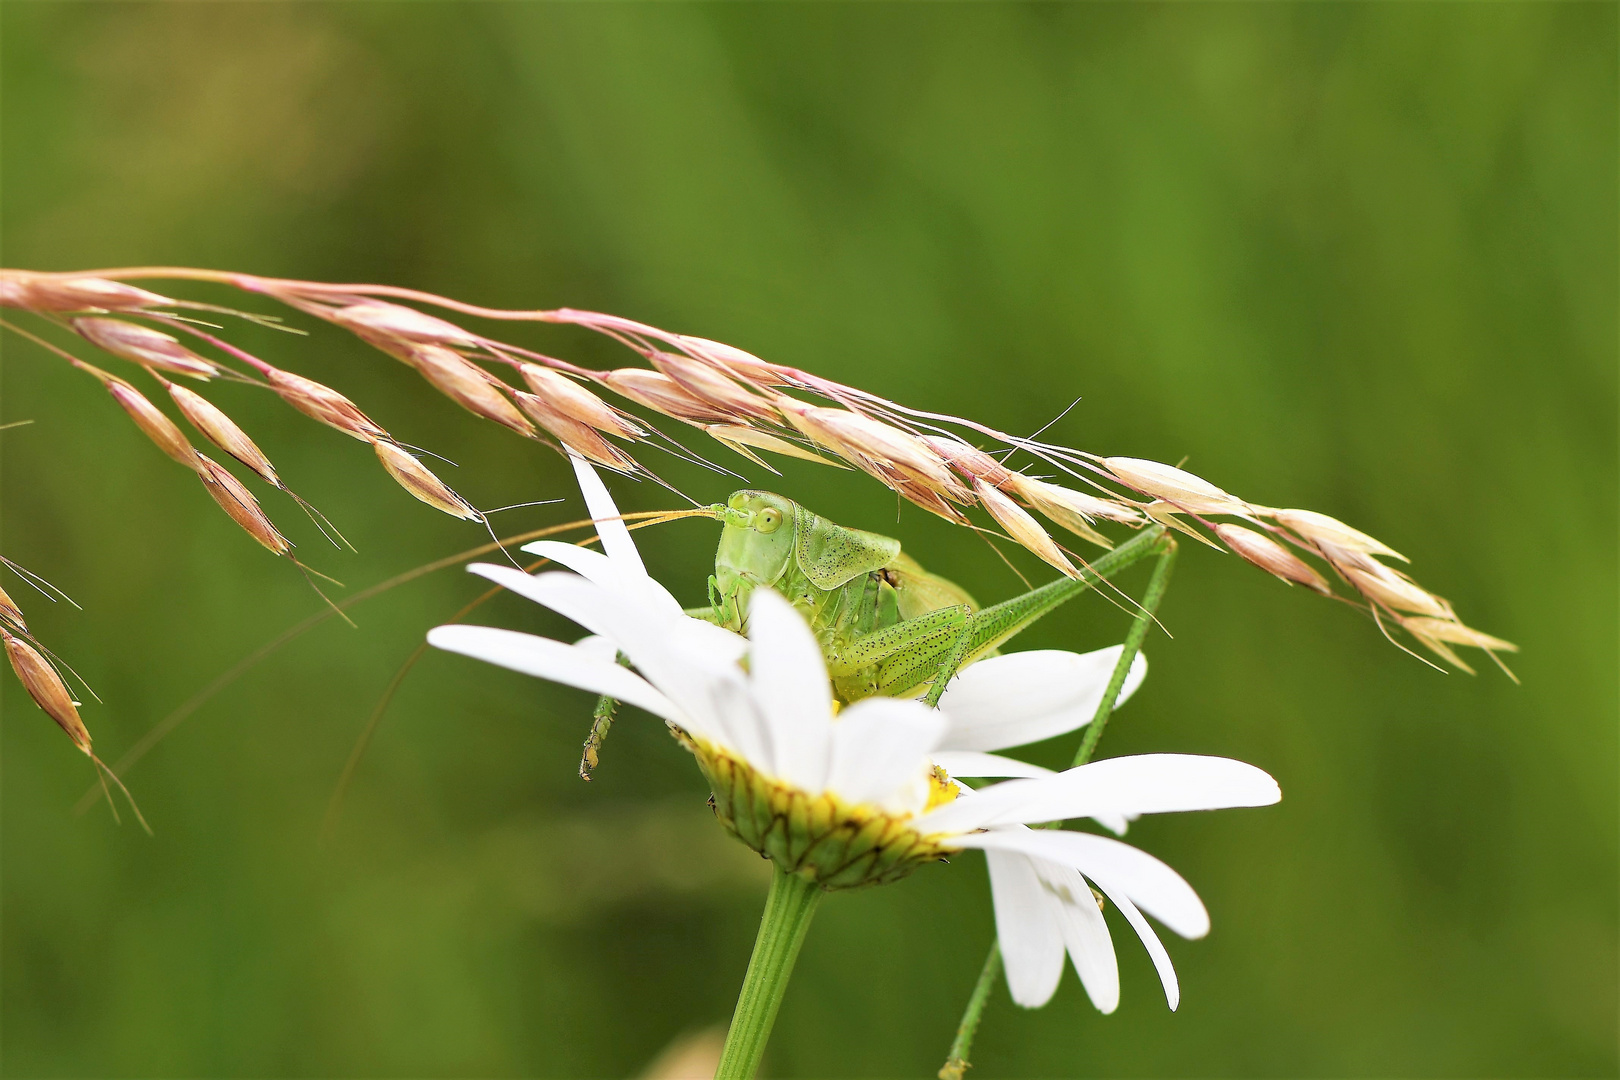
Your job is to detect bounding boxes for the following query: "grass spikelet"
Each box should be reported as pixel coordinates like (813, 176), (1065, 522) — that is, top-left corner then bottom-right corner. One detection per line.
(513, 392), (637, 472)
(704, 424), (845, 468)
(775, 398), (969, 519)
(1, 270), (173, 313)
(406, 345), (534, 436)
(3, 626), (92, 753)
(266, 368), (388, 441)
(519, 364), (646, 439)
(197, 455), (292, 554)
(103, 378), (203, 470)
(602, 369), (731, 424)
(1336, 562), (1452, 618)
(326, 300), (480, 346)
(972, 478), (1079, 578)
(373, 442), (481, 520)
(0, 583), (25, 630)
(1213, 523), (1332, 595)
(924, 436), (1016, 488)
(1103, 457), (1250, 516)
(675, 335), (783, 384)
(167, 384), (280, 486)
(650, 351), (779, 422)
(1397, 616), (1518, 653)
(72, 317), (221, 380)
(1270, 508), (1407, 563)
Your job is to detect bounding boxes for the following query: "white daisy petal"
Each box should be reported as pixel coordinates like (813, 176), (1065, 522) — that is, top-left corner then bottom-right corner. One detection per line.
(747, 589), (834, 792)
(467, 562), (617, 639)
(937, 647), (1147, 752)
(986, 848), (1066, 1008)
(696, 671), (773, 775)
(676, 619), (751, 665)
(488, 570), (744, 733)
(1031, 857), (1120, 1014)
(1086, 873), (1181, 1010)
(932, 751), (1055, 779)
(566, 451), (644, 574)
(918, 754), (1281, 833)
(426, 625), (683, 725)
(573, 634), (620, 661)
(518, 541), (624, 590)
(825, 697), (946, 808)
(1089, 812), (1133, 837)
(949, 828), (1209, 939)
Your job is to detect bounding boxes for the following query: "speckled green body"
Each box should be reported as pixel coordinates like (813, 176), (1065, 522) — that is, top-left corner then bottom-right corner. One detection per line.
(708, 490), (982, 702)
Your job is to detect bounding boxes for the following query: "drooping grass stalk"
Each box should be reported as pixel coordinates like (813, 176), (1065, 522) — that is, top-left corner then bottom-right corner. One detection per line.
(716, 862), (824, 1080)
(937, 538), (1178, 1080)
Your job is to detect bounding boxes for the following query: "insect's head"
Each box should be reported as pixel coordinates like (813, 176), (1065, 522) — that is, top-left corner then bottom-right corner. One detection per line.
(713, 490), (799, 600)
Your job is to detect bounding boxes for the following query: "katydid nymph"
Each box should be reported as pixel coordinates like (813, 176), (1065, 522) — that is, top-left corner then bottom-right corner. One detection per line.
(578, 488), (1173, 777)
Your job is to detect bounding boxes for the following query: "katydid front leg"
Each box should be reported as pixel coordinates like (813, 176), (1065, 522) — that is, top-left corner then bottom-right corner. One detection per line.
(579, 651), (632, 780)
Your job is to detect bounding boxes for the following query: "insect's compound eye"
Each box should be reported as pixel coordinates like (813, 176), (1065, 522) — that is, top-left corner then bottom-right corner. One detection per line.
(756, 508), (783, 534)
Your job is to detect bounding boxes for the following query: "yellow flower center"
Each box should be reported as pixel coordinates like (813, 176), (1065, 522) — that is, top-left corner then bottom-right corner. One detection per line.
(679, 735), (958, 891)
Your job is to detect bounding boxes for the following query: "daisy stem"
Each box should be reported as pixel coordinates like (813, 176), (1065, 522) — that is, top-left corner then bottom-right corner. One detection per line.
(939, 940), (1001, 1080)
(936, 537), (1178, 1080)
(716, 862), (824, 1080)
(1071, 537), (1178, 769)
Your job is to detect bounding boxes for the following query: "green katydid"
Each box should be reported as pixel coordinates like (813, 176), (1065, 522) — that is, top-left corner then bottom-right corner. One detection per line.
(578, 489), (1172, 776)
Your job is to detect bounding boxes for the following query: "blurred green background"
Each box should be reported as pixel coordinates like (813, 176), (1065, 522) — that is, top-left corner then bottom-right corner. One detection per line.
(1, 3), (1614, 1077)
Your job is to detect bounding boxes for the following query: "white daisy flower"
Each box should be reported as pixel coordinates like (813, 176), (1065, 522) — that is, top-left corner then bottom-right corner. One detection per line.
(431, 571), (1278, 1015)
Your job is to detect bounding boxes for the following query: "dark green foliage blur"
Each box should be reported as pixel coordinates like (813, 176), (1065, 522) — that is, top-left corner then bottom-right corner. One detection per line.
(2, 4), (1614, 1076)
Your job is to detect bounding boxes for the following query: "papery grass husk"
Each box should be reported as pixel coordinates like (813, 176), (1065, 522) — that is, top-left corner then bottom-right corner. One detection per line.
(1, 265), (1517, 672)
(3, 626), (92, 753)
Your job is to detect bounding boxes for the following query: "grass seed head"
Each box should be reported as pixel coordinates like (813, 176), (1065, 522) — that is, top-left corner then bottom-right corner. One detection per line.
(601, 369), (730, 424)
(373, 441), (481, 520)
(923, 436), (1015, 488)
(1104, 457), (1249, 516)
(407, 346), (535, 436)
(168, 385), (279, 487)
(1013, 477), (1143, 526)
(2, 272), (173, 313)
(267, 368), (387, 441)
(1272, 509), (1407, 563)
(3, 628), (91, 753)
(650, 351), (779, 423)
(704, 423), (843, 467)
(514, 391), (637, 471)
(73, 317), (221, 380)
(675, 336), (782, 384)
(974, 478), (1080, 578)
(777, 399), (970, 519)
(1397, 616), (1518, 653)
(1214, 523), (1332, 595)
(326, 301), (479, 346)
(1006, 478), (1122, 549)
(1338, 561), (1451, 618)
(105, 378), (203, 470)
(198, 455), (291, 554)
(0, 583), (25, 631)
(519, 364), (646, 439)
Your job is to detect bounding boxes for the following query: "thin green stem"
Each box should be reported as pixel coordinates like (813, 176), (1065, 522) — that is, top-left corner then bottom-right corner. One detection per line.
(937, 538), (1178, 1078)
(715, 863), (824, 1080)
(938, 940), (1001, 1080)
(1072, 538), (1178, 769)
